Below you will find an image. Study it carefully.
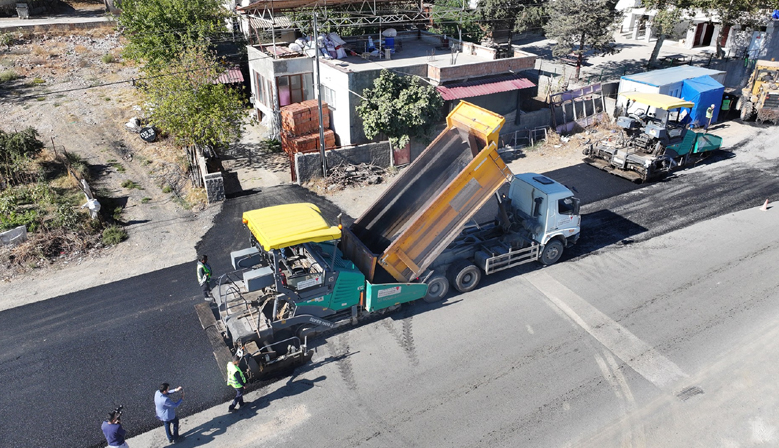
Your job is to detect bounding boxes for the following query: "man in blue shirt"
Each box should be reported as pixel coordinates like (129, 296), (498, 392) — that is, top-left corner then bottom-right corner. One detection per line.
(154, 383), (184, 443)
(101, 410), (128, 448)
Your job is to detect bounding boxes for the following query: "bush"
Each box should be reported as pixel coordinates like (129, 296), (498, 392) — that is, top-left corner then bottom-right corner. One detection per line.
(101, 53), (115, 64)
(121, 179), (142, 190)
(0, 70), (19, 83)
(65, 152), (90, 181)
(161, 185), (172, 193)
(141, 197), (151, 203)
(102, 225), (127, 245)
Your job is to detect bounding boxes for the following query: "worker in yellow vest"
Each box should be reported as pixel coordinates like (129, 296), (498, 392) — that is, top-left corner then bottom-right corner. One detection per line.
(227, 355), (247, 412)
(197, 254), (213, 301)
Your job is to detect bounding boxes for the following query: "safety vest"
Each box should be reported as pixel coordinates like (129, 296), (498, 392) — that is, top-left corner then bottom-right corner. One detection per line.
(226, 362), (246, 389)
(197, 261), (211, 284)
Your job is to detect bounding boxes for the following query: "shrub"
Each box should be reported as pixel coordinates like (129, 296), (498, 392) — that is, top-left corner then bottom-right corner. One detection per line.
(112, 206), (123, 221)
(161, 185), (172, 193)
(32, 78), (45, 85)
(101, 53), (115, 64)
(65, 152), (90, 181)
(121, 179), (142, 190)
(141, 197), (151, 203)
(0, 70), (19, 83)
(102, 225), (127, 245)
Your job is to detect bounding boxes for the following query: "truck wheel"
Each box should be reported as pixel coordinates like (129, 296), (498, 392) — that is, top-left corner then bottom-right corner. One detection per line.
(740, 101), (754, 121)
(539, 240), (564, 266)
(447, 260), (482, 293)
(424, 276), (449, 303)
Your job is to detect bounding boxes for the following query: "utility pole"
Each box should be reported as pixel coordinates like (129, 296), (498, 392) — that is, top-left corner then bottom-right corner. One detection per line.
(313, 12), (328, 178)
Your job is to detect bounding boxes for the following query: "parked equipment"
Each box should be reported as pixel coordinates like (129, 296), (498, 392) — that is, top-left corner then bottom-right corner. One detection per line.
(738, 60), (779, 124)
(583, 92), (722, 182)
(196, 102), (581, 381)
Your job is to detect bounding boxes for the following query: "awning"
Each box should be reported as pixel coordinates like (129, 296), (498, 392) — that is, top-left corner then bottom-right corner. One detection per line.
(214, 67), (244, 85)
(437, 75), (535, 101)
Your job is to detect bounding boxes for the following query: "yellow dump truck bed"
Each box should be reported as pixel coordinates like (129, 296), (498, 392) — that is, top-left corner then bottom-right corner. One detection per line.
(344, 102), (513, 283)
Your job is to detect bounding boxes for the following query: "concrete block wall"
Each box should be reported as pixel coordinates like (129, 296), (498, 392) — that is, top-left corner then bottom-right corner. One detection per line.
(430, 55), (536, 83)
(295, 142), (391, 183)
(204, 173), (225, 203)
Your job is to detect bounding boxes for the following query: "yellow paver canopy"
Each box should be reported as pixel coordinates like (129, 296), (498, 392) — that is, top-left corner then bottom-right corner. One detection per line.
(243, 203), (341, 251)
(620, 92), (695, 110)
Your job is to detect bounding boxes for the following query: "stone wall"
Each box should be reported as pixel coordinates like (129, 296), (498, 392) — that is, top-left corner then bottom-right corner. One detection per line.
(204, 172), (225, 203)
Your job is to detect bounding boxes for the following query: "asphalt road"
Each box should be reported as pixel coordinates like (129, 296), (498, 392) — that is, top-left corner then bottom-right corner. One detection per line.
(0, 185), (347, 448)
(1, 135), (777, 447)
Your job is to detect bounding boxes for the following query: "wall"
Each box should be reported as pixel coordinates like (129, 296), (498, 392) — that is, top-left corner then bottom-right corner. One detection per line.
(247, 45), (315, 135)
(295, 142), (391, 183)
(344, 63), (428, 145)
(318, 62), (353, 146)
(429, 55), (536, 83)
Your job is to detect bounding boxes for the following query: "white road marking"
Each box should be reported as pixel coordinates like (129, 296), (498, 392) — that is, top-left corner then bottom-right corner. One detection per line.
(526, 270), (688, 392)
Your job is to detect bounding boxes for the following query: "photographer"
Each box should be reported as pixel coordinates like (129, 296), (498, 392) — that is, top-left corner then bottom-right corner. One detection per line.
(101, 407), (128, 448)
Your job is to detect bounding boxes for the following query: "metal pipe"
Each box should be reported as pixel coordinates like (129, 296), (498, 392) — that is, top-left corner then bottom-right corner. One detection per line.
(313, 12), (328, 177)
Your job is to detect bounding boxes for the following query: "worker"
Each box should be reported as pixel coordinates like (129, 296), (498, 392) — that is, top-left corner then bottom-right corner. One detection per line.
(197, 254), (213, 301)
(705, 104), (715, 131)
(227, 355), (248, 412)
(101, 409), (128, 448)
(154, 383), (184, 443)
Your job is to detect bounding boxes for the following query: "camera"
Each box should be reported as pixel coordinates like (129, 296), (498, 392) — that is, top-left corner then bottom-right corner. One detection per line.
(110, 405), (123, 422)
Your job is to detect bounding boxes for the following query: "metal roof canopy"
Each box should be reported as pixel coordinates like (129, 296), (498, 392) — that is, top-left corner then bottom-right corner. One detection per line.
(621, 66), (725, 87)
(240, 0), (474, 31)
(242, 203), (341, 251)
(437, 75), (535, 101)
(620, 92), (695, 110)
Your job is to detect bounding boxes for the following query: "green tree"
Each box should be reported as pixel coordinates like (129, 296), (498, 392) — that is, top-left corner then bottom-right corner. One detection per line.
(705, 0), (779, 58)
(141, 43), (246, 150)
(544, 0), (621, 80)
(357, 70), (444, 148)
(642, 0), (694, 67)
(430, 0), (485, 43)
(0, 127), (44, 189)
(117, 0), (229, 65)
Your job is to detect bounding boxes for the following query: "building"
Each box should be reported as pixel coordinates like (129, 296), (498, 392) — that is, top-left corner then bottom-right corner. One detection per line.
(247, 30), (537, 146)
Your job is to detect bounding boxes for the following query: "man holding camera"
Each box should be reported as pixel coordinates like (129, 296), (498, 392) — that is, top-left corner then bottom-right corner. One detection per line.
(101, 408), (128, 448)
(154, 383), (184, 443)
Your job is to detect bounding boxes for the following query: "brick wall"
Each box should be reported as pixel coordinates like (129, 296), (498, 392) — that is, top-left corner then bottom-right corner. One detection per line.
(430, 55), (536, 83)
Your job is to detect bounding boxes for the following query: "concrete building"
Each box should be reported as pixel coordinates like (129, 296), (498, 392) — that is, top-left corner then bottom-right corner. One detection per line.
(247, 30), (537, 146)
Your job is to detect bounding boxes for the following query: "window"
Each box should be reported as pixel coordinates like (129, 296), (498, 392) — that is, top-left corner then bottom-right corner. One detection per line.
(276, 73), (312, 107)
(254, 71), (266, 107)
(321, 85), (337, 109)
(558, 197), (579, 215)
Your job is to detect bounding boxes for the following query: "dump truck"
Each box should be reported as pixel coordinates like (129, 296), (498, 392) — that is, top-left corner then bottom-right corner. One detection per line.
(196, 102), (581, 381)
(738, 59), (779, 124)
(583, 92), (723, 183)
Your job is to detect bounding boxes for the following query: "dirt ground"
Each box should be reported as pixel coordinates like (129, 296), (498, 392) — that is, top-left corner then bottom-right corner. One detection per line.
(0, 28), (219, 310)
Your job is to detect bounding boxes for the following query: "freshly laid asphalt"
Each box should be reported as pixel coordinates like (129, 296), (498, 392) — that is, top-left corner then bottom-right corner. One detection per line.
(0, 147), (777, 447)
(0, 184), (347, 448)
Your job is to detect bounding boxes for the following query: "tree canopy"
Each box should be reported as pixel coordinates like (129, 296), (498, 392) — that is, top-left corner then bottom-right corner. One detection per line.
(140, 44), (246, 149)
(117, 0), (229, 66)
(478, 0), (547, 44)
(544, 0), (621, 80)
(357, 70), (444, 149)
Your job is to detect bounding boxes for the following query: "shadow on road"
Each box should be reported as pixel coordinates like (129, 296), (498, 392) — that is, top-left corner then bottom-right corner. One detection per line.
(175, 374), (326, 447)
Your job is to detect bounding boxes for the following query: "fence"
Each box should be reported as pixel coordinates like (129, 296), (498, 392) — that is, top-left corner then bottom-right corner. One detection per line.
(497, 126), (549, 149)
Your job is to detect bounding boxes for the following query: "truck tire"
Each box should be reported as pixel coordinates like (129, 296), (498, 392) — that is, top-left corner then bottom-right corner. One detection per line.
(424, 275), (449, 303)
(447, 260), (482, 293)
(539, 240), (564, 266)
(740, 101), (755, 121)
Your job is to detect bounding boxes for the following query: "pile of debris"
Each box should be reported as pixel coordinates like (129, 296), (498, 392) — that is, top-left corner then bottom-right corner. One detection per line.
(323, 163), (388, 190)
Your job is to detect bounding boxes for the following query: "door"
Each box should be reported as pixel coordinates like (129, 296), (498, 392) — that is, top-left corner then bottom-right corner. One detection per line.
(693, 23), (704, 47)
(702, 23), (715, 46)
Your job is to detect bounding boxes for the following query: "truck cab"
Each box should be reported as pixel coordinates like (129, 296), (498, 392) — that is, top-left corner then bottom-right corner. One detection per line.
(509, 173), (581, 248)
